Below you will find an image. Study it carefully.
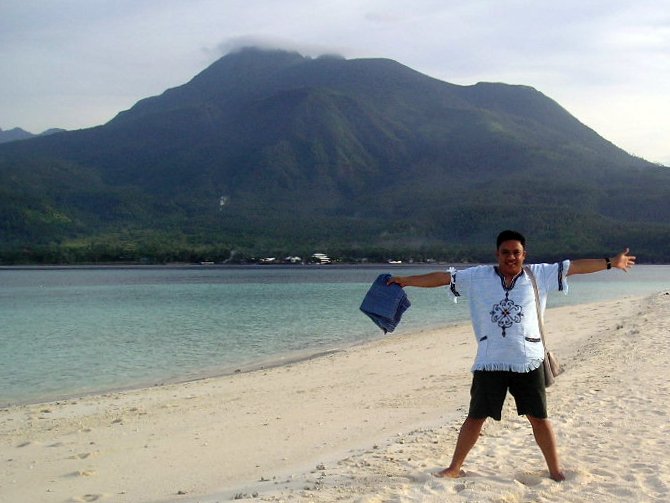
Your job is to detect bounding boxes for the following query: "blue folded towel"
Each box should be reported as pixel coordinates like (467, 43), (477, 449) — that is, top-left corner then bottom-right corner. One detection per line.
(360, 273), (411, 333)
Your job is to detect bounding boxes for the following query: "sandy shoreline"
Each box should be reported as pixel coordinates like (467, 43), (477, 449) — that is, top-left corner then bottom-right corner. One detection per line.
(2, 292), (669, 502)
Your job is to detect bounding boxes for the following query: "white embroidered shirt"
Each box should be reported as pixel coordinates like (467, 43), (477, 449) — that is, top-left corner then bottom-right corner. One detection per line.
(448, 261), (570, 373)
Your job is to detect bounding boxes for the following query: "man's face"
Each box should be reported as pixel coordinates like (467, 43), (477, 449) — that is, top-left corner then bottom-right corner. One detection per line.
(496, 240), (527, 277)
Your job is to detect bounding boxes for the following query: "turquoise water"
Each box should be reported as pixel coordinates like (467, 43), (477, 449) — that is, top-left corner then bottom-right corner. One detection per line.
(1, 264), (668, 406)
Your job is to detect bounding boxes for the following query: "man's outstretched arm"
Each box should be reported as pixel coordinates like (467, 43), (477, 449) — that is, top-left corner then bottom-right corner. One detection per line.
(387, 271), (452, 288)
(568, 248), (636, 276)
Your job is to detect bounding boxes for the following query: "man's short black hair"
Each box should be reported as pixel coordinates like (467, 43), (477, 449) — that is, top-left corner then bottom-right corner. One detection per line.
(496, 230), (526, 249)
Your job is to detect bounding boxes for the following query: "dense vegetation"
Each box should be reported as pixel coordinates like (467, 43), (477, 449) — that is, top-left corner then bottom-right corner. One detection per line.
(1, 48), (669, 264)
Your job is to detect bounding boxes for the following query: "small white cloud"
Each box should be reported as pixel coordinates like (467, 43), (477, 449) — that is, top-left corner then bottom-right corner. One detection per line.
(213, 35), (346, 59)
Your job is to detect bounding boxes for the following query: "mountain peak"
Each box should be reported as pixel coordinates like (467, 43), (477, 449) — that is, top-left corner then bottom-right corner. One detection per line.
(0, 127), (67, 144)
(201, 46), (309, 81)
(0, 127), (36, 144)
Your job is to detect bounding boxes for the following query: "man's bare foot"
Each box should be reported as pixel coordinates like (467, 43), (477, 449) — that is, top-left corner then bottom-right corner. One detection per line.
(432, 467), (463, 478)
(550, 471), (566, 482)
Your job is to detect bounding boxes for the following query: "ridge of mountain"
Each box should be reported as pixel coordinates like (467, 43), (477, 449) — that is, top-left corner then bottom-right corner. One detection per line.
(0, 127), (67, 144)
(0, 127), (34, 143)
(0, 48), (668, 264)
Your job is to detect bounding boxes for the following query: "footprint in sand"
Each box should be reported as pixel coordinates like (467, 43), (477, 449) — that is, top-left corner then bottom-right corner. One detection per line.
(16, 440), (41, 448)
(71, 494), (106, 502)
(514, 471), (543, 486)
(67, 469), (97, 477)
(591, 467), (617, 479)
(68, 451), (98, 460)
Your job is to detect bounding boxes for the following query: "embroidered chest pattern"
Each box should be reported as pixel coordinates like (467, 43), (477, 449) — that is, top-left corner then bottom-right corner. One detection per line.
(489, 268), (525, 337)
(490, 293), (524, 337)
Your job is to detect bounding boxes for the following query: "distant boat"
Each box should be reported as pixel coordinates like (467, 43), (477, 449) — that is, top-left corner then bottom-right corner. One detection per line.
(388, 260), (402, 264)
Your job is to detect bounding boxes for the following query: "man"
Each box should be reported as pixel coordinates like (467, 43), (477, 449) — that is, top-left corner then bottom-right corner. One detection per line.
(388, 230), (635, 481)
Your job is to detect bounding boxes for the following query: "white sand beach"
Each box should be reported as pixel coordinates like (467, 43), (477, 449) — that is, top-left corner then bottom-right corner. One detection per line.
(1, 292), (669, 503)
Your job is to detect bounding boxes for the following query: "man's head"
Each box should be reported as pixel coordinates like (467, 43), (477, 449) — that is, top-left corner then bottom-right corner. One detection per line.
(496, 230), (526, 249)
(495, 230), (527, 277)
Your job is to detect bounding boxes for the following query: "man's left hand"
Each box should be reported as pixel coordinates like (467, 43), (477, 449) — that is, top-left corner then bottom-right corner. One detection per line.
(612, 248), (636, 272)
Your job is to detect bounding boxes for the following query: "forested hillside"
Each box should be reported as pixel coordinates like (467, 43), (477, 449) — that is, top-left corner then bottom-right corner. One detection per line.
(1, 48), (668, 264)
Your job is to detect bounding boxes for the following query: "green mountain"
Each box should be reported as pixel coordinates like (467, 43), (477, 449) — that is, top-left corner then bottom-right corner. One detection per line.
(1, 48), (669, 264)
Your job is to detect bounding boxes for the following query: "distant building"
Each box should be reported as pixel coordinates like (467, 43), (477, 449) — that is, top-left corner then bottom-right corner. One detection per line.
(311, 253), (332, 264)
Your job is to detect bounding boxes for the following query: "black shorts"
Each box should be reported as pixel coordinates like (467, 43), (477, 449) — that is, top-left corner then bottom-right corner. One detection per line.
(468, 366), (547, 421)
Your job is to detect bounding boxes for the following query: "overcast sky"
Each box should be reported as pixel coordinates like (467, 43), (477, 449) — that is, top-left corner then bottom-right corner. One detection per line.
(1, 0), (668, 165)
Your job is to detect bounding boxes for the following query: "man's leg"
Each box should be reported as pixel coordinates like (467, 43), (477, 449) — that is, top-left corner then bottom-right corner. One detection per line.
(433, 416), (486, 478)
(527, 415), (565, 481)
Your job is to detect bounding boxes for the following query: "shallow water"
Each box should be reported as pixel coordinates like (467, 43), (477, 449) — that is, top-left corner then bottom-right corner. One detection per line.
(1, 264), (668, 405)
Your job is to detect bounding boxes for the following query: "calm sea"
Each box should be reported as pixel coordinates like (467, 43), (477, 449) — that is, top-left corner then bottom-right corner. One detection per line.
(1, 264), (668, 406)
